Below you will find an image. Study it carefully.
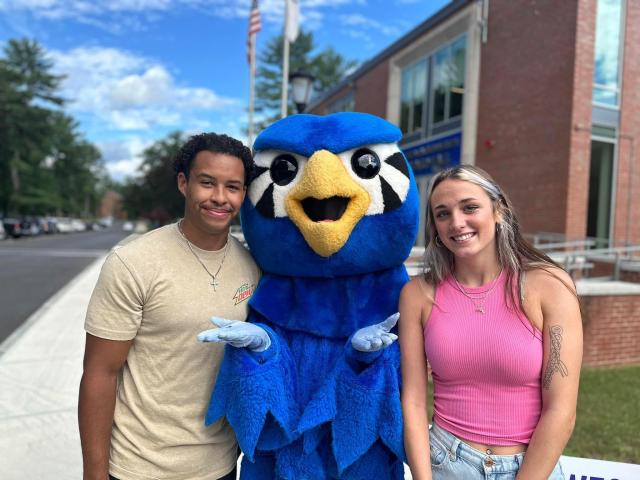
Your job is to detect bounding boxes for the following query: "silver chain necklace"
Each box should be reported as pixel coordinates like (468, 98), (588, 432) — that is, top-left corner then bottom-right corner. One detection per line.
(177, 220), (229, 291)
(452, 270), (502, 314)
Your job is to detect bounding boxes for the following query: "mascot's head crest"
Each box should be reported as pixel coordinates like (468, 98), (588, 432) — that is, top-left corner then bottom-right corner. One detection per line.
(241, 112), (419, 277)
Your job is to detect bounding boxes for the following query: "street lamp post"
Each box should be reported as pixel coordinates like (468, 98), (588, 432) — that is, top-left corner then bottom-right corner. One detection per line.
(289, 72), (315, 114)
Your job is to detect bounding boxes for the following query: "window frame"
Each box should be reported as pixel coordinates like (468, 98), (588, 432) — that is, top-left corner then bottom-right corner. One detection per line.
(592, 0), (626, 109)
(399, 58), (428, 136)
(325, 90), (355, 114)
(429, 34), (467, 129)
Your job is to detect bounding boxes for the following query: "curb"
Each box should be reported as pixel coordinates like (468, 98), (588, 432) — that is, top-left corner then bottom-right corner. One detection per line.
(0, 255), (107, 359)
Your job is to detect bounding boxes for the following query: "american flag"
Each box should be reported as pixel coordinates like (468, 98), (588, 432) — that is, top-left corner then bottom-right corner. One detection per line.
(247, 0), (261, 64)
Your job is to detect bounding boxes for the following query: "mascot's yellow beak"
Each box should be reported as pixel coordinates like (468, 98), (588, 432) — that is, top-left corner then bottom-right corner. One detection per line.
(285, 150), (370, 257)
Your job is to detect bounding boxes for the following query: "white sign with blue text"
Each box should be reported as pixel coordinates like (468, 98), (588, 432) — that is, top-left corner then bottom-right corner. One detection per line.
(560, 455), (640, 480)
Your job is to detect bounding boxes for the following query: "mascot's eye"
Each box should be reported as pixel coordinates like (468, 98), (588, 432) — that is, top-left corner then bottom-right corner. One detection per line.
(270, 154), (298, 186)
(350, 149), (381, 179)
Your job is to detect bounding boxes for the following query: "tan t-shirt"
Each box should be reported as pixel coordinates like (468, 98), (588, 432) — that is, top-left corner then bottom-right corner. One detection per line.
(85, 223), (260, 480)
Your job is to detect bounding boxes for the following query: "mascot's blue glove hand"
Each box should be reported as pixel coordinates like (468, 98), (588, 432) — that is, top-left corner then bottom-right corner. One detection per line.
(351, 312), (399, 352)
(197, 317), (271, 352)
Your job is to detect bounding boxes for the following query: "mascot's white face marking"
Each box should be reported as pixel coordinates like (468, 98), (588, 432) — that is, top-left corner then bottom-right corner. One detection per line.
(335, 143), (410, 216)
(249, 143), (410, 219)
(250, 150), (308, 218)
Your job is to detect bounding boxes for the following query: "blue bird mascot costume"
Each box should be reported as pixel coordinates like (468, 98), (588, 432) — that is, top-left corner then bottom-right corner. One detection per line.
(199, 112), (419, 479)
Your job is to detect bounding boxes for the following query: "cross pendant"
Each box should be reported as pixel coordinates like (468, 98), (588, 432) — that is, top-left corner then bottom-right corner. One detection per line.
(210, 278), (219, 291)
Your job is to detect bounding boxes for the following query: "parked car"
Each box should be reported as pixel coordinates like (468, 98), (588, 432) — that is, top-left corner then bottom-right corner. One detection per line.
(122, 221), (134, 232)
(2, 218), (23, 238)
(71, 218), (87, 232)
(36, 217), (58, 234)
(18, 217), (40, 236)
(230, 225), (246, 246)
(134, 220), (149, 234)
(86, 221), (102, 231)
(55, 217), (74, 233)
(0, 221), (6, 240)
(99, 216), (113, 228)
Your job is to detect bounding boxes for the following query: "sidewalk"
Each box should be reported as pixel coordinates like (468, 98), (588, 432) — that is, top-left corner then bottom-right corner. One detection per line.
(0, 255), (105, 480)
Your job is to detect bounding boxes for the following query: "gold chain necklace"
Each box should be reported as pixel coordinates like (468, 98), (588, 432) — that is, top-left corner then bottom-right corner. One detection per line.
(177, 220), (229, 292)
(452, 270), (502, 314)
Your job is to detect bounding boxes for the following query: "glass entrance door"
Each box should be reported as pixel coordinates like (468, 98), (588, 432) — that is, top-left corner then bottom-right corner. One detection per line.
(587, 140), (615, 246)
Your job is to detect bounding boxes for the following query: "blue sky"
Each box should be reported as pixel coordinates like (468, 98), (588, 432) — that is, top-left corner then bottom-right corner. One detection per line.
(0, 0), (450, 181)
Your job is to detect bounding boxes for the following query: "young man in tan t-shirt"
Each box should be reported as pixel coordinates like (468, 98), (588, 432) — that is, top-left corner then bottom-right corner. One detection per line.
(79, 133), (260, 480)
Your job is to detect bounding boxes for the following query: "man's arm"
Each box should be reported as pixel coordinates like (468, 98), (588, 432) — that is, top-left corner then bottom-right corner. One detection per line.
(78, 334), (133, 480)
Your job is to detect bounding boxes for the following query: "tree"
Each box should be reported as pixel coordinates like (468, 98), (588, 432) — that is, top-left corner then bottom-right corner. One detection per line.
(0, 39), (65, 214)
(0, 38), (104, 217)
(254, 31), (357, 129)
(120, 132), (186, 224)
(49, 112), (106, 215)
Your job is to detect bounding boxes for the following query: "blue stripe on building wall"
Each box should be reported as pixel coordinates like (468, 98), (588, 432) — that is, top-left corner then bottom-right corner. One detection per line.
(403, 132), (462, 176)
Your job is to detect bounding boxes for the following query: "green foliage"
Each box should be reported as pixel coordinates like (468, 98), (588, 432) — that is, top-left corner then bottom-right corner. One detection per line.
(564, 365), (640, 462)
(120, 132), (186, 224)
(0, 38), (106, 217)
(254, 31), (357, 129)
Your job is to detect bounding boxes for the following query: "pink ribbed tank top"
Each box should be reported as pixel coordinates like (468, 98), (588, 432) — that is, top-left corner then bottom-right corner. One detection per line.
(424, 271), (543, 446)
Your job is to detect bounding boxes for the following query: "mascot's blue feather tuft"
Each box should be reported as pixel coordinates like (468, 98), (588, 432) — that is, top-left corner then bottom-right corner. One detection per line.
(253, 112), (401, 158)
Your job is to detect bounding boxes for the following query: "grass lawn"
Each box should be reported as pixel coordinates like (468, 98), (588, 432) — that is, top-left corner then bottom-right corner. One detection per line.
(564, 364), (640, 463)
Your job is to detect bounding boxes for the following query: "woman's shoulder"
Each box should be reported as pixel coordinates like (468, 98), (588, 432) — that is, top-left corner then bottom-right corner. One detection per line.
(523, 264), (576, 302)
(525, 264), (574, 286)
(401, 276), (435, 306)
(400, 276), (436, 328)
(404, 275), (435, 294)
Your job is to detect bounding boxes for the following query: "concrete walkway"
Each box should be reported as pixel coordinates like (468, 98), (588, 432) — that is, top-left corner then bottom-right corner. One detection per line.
(0, 256), (105, 480)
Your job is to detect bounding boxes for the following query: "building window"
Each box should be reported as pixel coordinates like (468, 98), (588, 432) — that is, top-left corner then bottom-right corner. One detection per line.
(326, 91), (355, 113)
(593, 0), (624, 107)
(431, 36), (466, 125)
(400, 59), (427, 135)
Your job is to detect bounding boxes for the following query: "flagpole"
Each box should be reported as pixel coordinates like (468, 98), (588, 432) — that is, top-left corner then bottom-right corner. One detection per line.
(246, 0), (261, 144)
(248, 33), (256, 145)
(280, 0), (289, 118)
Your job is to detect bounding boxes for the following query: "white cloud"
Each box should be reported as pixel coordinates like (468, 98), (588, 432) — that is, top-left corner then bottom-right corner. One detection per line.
(0, 0), (171, 19)
(39, 44), (245, 180)
(48, 46), (238, 132)
(339, 13), (401, 38)
(0, 0), (364, 32)
(99, 137), (153, 180)
(110, 66), (173, 108)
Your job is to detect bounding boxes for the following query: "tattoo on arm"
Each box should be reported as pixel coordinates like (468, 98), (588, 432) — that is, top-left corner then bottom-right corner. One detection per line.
(543, 325), (568, 389)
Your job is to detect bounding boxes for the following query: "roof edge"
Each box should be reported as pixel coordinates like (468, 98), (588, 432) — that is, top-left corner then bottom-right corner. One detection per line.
(306, 0), (474, 112)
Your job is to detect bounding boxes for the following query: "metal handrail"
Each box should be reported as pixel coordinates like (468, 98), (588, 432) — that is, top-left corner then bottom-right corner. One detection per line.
(535, 240), (597, 251)
(528, 232), (616, 249)
(552, 245), (640, 258)
(549, 245), (640, 280)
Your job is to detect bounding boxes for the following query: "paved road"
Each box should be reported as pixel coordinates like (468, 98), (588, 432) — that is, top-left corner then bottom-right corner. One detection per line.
(0, 226), (130, 346)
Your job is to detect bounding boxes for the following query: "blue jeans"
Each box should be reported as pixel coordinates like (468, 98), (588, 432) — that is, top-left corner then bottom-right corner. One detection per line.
(429, 421), (565, 480)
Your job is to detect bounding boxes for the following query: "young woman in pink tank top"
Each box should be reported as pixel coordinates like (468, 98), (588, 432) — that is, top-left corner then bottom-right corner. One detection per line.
(399, 166), (582, 480)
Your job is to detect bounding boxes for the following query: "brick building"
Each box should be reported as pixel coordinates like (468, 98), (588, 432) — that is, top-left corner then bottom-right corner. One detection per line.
(97, 190), (125, 220)
(308, 0), (639, 248)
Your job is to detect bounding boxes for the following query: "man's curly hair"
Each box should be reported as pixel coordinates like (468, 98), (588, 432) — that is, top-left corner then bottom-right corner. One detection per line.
(173, 133), (253, 184)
